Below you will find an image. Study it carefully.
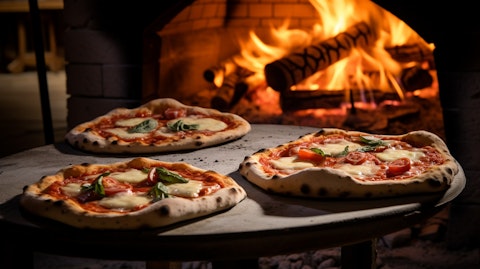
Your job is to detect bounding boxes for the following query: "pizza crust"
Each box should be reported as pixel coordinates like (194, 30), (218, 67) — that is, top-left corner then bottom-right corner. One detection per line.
(20, 157), (247, 229)
(65, 98), (251, 154)
(239, 128), (459, 199)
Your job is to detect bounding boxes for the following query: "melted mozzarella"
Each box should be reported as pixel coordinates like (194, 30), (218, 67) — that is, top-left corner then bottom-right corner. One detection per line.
(171, 117), (228, 132)
(270, 156), (314, 170)
(312, 140), (362, 155)
(375, 148), (425, 162)
(115, 117), (152, 127)
(336, 161), (379, 178)
(105, 128), (149, 139)
(154, 127), (177, 137)
(61, 183), (82, 197)
(97, 192), (151, 209)
(166, 180), (203, 198)
(109, 169), (148, 183)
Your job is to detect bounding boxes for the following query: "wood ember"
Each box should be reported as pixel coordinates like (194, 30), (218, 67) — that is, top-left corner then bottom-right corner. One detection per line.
(264, 22), (377, 93)
(343, 101), (420, 132)
(281, 89), (399, 111)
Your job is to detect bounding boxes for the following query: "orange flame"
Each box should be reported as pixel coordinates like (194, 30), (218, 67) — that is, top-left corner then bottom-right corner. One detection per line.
(232, 0), (434, 103)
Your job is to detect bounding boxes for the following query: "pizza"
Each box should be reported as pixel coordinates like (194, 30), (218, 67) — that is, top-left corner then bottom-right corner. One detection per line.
(20, 157), (247, 229)
(239, 128), (459, 199)
(65, 98), (251, 154)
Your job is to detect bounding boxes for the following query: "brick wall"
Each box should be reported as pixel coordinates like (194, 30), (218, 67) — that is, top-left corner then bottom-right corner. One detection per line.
(63, 0), (172, 129)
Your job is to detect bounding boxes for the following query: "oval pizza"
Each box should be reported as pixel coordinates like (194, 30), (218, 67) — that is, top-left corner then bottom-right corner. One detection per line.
(20, 157), (247, 229)
(239, 128), (459, 199)
(65, 98), (251, 154)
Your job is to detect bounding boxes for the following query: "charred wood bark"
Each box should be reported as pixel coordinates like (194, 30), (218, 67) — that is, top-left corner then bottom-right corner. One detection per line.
(203, 60), (237, 87)
(385, 44), (434, 63)
(210, 67), (252, 111)
(264, 22), (377, 93)
(400, 65), (433, 92)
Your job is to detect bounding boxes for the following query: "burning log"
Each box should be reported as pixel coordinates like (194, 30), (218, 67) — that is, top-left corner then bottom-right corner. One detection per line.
(400, 65), (433, 92)
(203, 60), (237, 87)
(210, 67), (253, 111)
(385, 44), (434, 64)
(264, 22), (377, 93)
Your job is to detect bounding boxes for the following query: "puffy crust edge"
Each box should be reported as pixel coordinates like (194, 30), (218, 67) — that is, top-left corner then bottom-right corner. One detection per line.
(239, 128), (459, 199)
(20, 157), (247, 229)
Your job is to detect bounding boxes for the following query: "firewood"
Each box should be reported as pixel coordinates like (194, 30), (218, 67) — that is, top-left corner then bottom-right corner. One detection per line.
(400, 65), (433, 92)
(385, 44), (434, 63)
(203, 60), (237, 87)
(264, 22), (377, 93)
(210, 67), (253, 111)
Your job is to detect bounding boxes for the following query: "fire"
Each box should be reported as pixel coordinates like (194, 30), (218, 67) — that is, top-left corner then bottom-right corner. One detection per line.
(231, 0), (435, 103)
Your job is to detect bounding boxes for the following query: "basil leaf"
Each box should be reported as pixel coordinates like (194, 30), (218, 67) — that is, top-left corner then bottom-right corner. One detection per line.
(167, 120), (199, 132)
(311, 146), (349, 157)
(81, 172), (110, 196)
(128, 119), (158, 133)
(156, 167), (189, 183)
(360, 136), (386, 146)
(310, 148), (326, 156)
(358, 136), (386, 152)
(148, 182), (170, 202)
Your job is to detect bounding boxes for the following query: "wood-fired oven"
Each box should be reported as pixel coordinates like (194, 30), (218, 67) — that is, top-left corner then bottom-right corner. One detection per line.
(63, 0), (480, 249)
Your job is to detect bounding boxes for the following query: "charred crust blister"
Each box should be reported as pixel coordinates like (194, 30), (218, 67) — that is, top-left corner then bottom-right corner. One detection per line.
(427, 178), (443, 187)
(313, 129), (325, 136)
(338, 191), (351, 198)
(216, 197), (223, 203)
(317, 188), (328, 197)
(300, 184), (311, 195)
(158, 205), (170, 216)
(195, 141), (204, 146)
(363, 192), (373, 198)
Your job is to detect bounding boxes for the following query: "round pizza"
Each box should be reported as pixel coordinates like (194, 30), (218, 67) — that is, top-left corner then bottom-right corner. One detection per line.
(239, 128), (459, 199)
(20, 157), (247, 229)
(65, 98), (251, 154)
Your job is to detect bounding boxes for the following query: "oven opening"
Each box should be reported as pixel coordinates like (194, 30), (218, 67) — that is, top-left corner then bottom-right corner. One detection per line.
(143, 0), (443, 138)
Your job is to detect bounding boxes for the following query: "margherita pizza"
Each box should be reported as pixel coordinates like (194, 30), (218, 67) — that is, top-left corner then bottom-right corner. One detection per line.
(65, 98), (251, 154)
(20, 157), (247, 229)
(239, 128), (459, 199)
